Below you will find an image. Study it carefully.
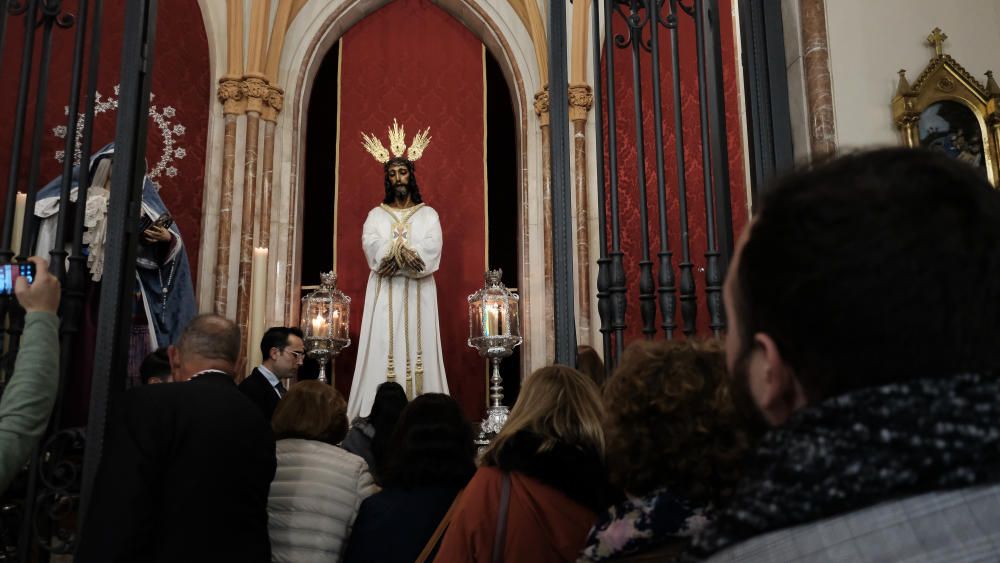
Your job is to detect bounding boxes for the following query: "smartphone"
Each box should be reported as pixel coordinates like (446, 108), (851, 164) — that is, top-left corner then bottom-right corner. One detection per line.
(0, 262), (35, 295)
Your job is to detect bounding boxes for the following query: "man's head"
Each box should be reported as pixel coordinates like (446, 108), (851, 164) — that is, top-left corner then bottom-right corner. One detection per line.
(725, 148), (1000, 427)
(140, 347), (172, 384)
(167, 314), (241, 382)
(382, 157), (424, 205)
(259, 326), (305, 379)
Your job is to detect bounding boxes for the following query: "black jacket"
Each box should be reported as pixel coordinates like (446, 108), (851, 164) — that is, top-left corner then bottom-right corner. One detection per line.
(343, 486), (462, 563)
(76, 371), (277, 563)
(238, 367), (281, 420)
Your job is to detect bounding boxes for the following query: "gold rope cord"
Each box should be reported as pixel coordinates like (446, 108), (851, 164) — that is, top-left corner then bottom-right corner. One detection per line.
(403, 277), (413, 399)
(385, 276), (396, 382)
(378, 204), (426, 392)
(415, 277), (423, 395)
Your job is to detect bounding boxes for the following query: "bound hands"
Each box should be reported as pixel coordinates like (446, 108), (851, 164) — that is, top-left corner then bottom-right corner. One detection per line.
(377, 239), (425, 277)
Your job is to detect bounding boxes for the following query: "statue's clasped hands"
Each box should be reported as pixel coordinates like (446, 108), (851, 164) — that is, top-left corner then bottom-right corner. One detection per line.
(377, 239), (425, 277)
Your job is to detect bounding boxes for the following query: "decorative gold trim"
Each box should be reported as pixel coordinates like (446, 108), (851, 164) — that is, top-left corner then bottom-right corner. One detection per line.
(893, 28), (999, 185)
(333, 40), (344, 271)
(483, 45), (489, 270)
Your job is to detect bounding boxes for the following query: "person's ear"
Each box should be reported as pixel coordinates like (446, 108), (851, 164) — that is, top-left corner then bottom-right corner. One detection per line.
(752, 333), (808, 425)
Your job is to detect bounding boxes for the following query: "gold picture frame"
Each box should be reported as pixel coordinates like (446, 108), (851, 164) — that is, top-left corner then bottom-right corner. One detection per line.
(892, 28), (1000, 186)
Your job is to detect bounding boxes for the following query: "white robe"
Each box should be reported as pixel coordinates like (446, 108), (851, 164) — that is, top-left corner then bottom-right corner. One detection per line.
(347, 204), (448, 419)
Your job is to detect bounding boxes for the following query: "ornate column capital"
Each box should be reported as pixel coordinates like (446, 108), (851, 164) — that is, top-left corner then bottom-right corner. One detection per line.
(242, 74), (269, 114)
(217, 76), (246, 115)
(534, 85), (550, 127)
(568, 83), (593, 122)
(262, 84), (284, 123)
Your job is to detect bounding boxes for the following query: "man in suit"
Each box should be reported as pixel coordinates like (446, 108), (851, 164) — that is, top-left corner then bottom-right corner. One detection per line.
(239, 326), (305, 420)
(76, 314), (276, 563)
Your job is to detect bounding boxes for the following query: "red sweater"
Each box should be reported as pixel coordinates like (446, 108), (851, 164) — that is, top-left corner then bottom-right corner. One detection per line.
(436, 466), (597, 562)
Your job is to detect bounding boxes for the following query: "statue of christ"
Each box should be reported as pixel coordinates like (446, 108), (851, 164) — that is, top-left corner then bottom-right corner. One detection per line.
(347, 121), (448, 419)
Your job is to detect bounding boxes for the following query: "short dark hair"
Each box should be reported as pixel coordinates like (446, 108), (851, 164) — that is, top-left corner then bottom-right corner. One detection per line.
(381, 393), (476, 489)
(576, 345), (606, 388)
(260, 326), (304, 360)
(177, 314), (241, 365)
(733, 147), (1000, 402)
(140, 347), (171, 384)
(368, 382), (409, 479)
(382, 157), (424, 205)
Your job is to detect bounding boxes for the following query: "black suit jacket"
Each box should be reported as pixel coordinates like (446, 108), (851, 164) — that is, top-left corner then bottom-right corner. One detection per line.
(76, 371), (276, 563)
(238, 367), (282, 420)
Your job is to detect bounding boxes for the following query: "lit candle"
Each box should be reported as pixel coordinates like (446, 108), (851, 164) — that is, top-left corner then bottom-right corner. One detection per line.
(486, 303), (500, 337)
(331, 309), (341, 338)
(312, 312), (327, 336)
(10, 192), (26, 255)
(248, 247), (269, 368)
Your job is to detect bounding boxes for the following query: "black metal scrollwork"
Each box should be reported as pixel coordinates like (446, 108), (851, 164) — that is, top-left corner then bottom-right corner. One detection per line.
(33, 429), (86, 554)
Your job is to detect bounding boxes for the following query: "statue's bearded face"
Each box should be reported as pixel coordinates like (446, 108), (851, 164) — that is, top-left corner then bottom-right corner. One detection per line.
(387, 163), (411, 199)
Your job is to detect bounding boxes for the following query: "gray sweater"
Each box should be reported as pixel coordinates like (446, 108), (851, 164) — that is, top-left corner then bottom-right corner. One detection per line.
(0, 312), (59, 492)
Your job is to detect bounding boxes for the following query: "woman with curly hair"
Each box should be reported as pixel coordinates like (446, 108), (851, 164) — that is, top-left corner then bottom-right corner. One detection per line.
(578, 340), (751, 562)
(436, 365), (615, 563)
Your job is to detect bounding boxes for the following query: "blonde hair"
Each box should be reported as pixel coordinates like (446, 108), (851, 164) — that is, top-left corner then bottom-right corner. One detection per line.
(482, 365), (606, 466)
(272, 381), (349, 445)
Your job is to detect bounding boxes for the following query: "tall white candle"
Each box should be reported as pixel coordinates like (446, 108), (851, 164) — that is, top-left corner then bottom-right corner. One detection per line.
(10, 192), (26, 255)
(248, 247), (269, 369)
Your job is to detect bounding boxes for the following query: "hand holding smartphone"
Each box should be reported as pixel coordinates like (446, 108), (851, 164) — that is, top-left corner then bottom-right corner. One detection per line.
(9, 257), (60, 314)
(0, 262), (34, 296)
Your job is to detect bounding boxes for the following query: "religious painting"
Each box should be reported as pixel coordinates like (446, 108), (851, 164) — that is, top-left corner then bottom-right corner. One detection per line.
(892, 28), (1000, 186)
(918, 101), (987, 174)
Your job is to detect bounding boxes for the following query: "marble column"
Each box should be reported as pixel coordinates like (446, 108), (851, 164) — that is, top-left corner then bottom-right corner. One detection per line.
(235, 75), (268, 375)
(800, 0), (836, 155)
(214, 77), (244, 314)
(569, 83), (593, 345)
(534, 86), (554, 364)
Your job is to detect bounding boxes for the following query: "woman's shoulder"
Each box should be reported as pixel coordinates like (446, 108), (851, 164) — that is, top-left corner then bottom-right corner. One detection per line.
(277, 438), (366, 465)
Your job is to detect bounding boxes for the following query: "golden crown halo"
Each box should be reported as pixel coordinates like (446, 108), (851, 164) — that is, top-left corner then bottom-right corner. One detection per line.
(361, 119), (433, 164)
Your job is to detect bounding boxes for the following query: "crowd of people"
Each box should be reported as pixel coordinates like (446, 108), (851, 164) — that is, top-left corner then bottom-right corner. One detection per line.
(1, 146), (998, 562)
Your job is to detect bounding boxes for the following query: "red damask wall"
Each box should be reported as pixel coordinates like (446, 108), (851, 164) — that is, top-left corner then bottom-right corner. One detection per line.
(0, 1), (211, 277)
(602, 1), (749, 342)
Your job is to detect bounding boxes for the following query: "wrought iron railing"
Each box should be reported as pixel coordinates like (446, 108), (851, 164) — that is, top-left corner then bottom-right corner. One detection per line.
(0, 0), (155, 559)
(583, 0), (739, 370)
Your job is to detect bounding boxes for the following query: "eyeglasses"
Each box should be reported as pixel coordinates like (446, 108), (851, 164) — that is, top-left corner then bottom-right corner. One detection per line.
(285, 349), (305, 359)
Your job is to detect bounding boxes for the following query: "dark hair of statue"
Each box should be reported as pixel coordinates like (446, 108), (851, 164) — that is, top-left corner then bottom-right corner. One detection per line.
(259, 326), (304, 360)
(381, 393), (476, 489)
(731, 147), (1000, 403)
(382, 157), (424, 205)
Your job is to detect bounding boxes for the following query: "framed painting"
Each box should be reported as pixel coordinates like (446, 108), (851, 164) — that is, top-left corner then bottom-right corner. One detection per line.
(892, 28), (1000, 186)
